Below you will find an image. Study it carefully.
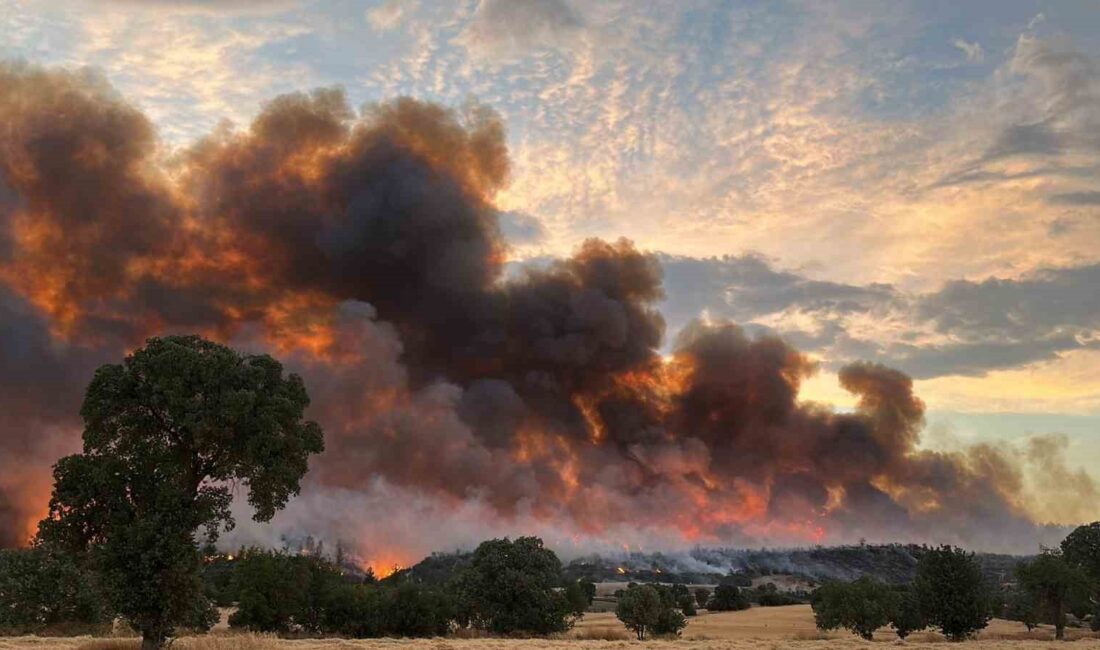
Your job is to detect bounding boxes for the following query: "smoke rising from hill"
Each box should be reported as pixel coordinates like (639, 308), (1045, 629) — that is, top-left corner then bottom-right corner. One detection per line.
(0, 61), (1090, 566)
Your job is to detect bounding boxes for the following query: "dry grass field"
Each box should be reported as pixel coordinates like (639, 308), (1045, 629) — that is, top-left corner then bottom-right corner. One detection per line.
(2, 606), (1097, 650)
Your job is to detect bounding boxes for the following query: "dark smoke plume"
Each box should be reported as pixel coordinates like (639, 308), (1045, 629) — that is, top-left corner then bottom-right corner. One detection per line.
(0, 61), (1088, 564)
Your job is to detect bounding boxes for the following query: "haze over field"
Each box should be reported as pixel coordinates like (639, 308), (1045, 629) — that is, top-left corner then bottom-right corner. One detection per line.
(1, 0), (1099, 572)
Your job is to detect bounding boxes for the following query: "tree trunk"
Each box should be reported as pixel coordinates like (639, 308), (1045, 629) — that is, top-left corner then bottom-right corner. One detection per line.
(1055, 598), (1066, 641)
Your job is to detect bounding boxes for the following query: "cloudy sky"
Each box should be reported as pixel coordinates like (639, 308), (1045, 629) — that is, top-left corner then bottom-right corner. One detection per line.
(3, 0), (1099, 503)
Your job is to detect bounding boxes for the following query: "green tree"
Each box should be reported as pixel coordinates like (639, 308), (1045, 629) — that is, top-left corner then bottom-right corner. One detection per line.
(230, 552), (309, 633)
(317, 579), (453, 638)
(451, 536), (576, 635)
(564, 580), (590, 616)
(0, 545), (110, 633)
(321, 582), (382, 637)
(669, 583), (696, 616)
(377, 582), (454, 637)
(708, 583), (751, 611)
(615, 584), (668, 640)
(1061, 522), (1100, 631)
(890, 586), (927, 639)
(1003, 586), (1041, 631)
(37, 336), (324, 650)
(653, 606), (688, 636)
(914, 545), (992, 641)
(1061, 522), (1100, 582)
(754, 582), (800, 606)
(694, 587), (711, 608)
(1016, 549), (1091, 640)
(811, 577), (897, 640)
(229, 551), (343, 634)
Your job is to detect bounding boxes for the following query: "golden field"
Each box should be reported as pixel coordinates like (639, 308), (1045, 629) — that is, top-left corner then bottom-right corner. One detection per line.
(2, 606), (1097, 650)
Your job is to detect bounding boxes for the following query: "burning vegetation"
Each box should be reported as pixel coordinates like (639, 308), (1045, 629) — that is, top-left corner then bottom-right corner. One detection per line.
(0, 60), (1078, 560)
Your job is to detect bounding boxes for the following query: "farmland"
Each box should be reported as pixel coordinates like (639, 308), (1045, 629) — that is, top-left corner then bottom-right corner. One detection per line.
(2, 605), (1098, 650)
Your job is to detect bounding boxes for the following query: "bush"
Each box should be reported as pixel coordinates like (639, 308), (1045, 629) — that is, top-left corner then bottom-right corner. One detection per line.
(450, 536), (577, 635)
(378, 582), (454, 637)
(914, 545), (992, 641)
(694, 587), (711, 608)
(615, 584), (686, 640)
(890, 586), (926, 639)
(754, 583), (800, 606)
(228, 551), (342, 633)
(811, 577), (896, 640)
(1002, 586), (1040, 631)
(653, 606), (688, 636)
(708, 583), (751, 611)
(1015, 549), (1091, 640)
(564, 580), (591, 615)
(0, 546), (110, 634)
(321, 582), (382, 637)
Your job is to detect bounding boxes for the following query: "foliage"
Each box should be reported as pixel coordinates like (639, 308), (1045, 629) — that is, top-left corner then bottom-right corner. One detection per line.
(753, 582), (801, 606)
(1061, 522), (1100, 582)
(450, 537), (577, 635)
(0, 545), (110, 634)
(229, 549), (453, 638)
(615, 584), (681, 640)
(579, 580), (596, 606)
(811, 577), (897, 640)
(1061, 521), (1100, 632)
(1002, 586), (1040, 631)
(229, 551), (343, 634)
(913, 545), (992, 641)
(1015, 549), (1091, 640)
(890, 586), (927, 639)
(666, 583), (696, 616)
(37, 336), (324, 649)
(653, 606), (688, 636)
(563, 581), (590, 616)
(708, 583), (751, 611)
(374, 582), (454, 637)
(694, 587), (711, 608)
(201, 550), (240, 607)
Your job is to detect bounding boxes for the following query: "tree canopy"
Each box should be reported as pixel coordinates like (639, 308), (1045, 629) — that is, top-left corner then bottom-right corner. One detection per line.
(811, 577), (897, 640)
(37, 336), (324, 649)
(614, 583), (687, 640)
(913, 545), (992, 641)
(1015, 549), (1091, 640)
(451, 536), (578, 635)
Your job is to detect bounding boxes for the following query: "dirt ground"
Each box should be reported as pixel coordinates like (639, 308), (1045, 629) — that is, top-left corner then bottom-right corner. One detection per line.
(2, 605), (1097, 650)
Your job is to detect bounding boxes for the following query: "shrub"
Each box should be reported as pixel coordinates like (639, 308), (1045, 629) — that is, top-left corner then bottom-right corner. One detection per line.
(811, 577), (896, 640)
(228, 551), (342, 633)
(890, 586), (926, 639)
(694, 587), (711, 608)
(616, 585), (664, 642)
(708, 583), (751, 611)
(0, 545), (110, 634)
(450, 536), (576, 635)
(1015, 549), (1091, 640)
(914, 545), (992, 641)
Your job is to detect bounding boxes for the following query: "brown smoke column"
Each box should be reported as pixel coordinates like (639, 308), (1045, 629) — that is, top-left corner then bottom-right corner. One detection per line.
(0, 61), (1082, 564)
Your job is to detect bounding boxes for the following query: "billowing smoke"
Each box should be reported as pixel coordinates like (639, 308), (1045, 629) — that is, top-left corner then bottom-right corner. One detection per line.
(0, 61), (1087, 567)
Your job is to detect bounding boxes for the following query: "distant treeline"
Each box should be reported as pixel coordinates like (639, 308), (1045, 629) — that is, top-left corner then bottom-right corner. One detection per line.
(559, 543), (1026, 586)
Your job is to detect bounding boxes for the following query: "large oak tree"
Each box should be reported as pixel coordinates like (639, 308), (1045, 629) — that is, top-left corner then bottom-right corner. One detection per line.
(38, 336), (323, 649)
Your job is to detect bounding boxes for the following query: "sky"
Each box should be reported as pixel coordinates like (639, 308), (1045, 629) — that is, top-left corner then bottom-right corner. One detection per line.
(1, 0), (1099, 560)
